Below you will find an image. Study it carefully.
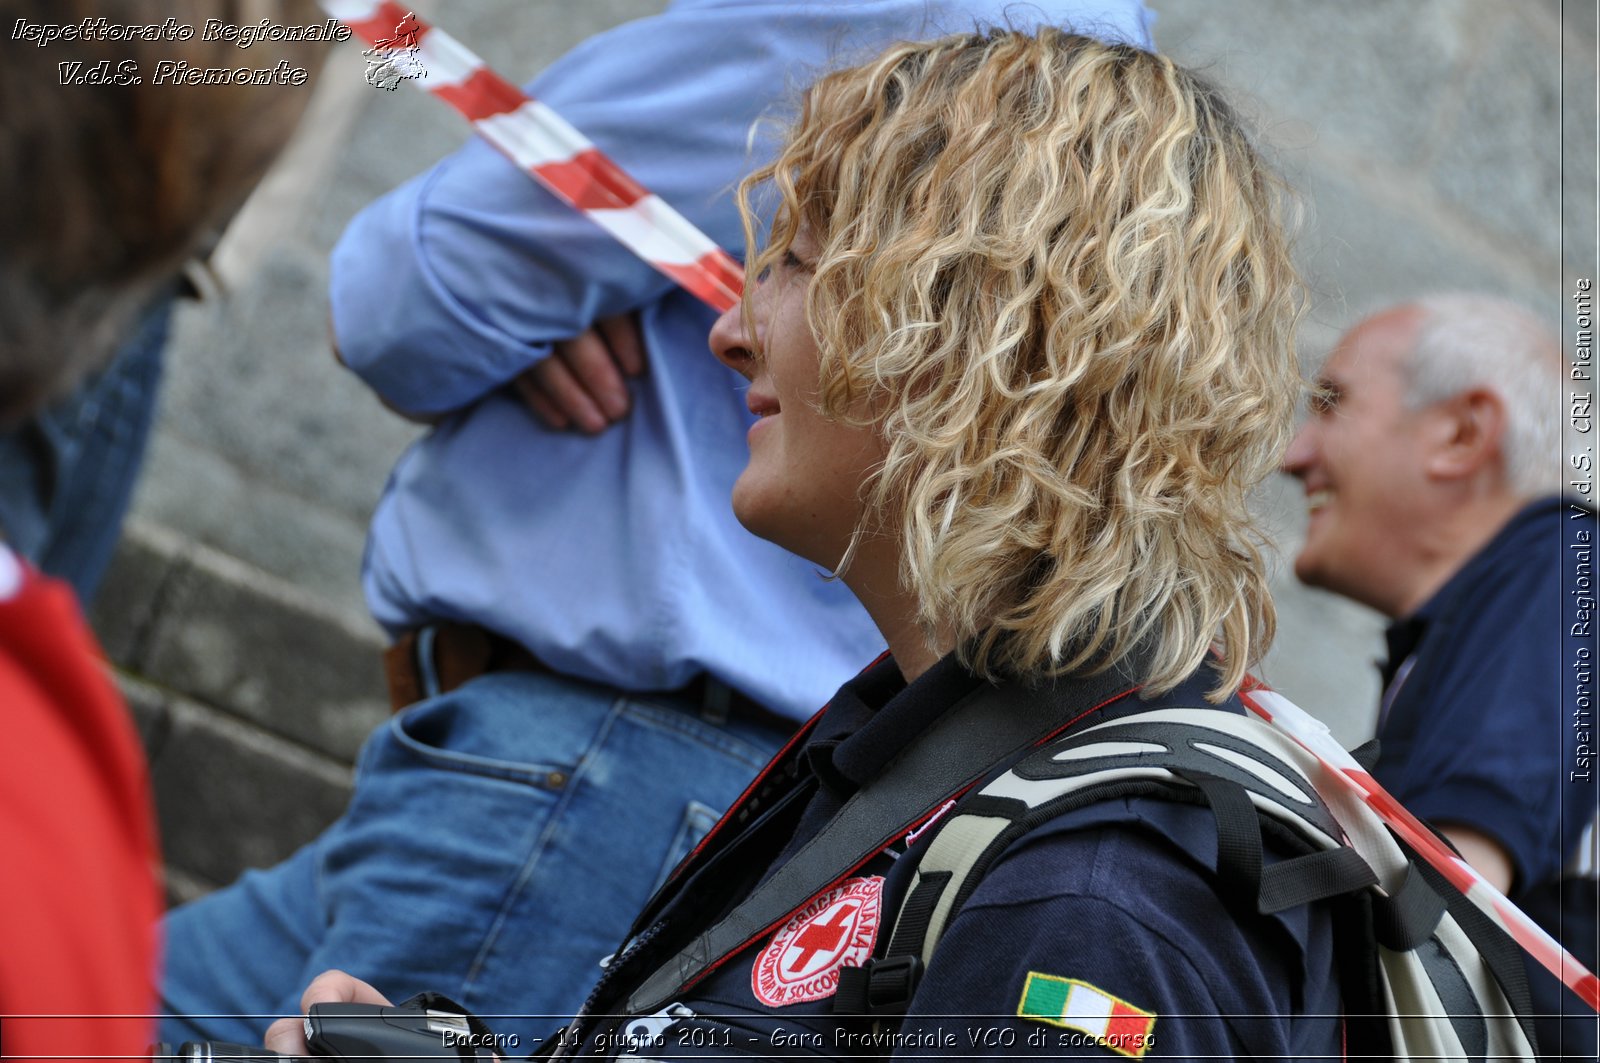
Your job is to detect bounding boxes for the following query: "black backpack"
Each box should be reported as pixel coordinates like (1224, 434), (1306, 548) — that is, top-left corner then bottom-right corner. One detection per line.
(836, 706), (1540, 1061)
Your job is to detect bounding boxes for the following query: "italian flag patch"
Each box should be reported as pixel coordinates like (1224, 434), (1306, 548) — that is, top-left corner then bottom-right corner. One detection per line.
(1017, 972), (1156, 1058)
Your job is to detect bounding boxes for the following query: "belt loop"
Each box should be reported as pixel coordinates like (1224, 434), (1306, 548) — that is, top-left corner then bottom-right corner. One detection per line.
(701, 676), (732, 725)
(415, 625), (442, 701)
(383, 623), (539, 714)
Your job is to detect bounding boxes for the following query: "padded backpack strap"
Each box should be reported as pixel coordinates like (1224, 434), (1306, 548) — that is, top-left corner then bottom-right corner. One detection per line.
(848, 709), (1379, 1027)
(1413, 851), (1540, 1054)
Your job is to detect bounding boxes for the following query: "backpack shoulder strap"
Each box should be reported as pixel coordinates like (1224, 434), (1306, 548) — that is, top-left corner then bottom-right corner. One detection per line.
(837, 708), (1379, 1017)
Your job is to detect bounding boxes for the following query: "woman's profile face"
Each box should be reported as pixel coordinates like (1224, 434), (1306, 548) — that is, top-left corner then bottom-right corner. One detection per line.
(709, 226), (888, 570)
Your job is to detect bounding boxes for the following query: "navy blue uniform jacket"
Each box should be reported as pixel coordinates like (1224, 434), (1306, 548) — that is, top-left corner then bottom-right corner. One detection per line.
(567, 653), (1344, 1060)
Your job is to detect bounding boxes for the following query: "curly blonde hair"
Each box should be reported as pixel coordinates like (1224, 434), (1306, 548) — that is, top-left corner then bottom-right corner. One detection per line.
(739, 29), (1303, 699)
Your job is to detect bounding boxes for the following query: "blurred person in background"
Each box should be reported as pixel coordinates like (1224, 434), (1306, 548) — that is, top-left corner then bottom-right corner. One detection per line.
(1282, 295), (1598, 1061)
(0, 0), (323, 1055)
(158, 0), (1157, 1049)
(0, 0), (322, 603)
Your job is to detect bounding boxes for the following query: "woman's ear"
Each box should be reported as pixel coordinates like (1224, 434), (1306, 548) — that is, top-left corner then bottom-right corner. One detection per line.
(1423, 388), (1507, 481)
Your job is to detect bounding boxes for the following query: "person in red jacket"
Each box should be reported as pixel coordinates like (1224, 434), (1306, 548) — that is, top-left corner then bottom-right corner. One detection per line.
(0, 546), (162, 1058)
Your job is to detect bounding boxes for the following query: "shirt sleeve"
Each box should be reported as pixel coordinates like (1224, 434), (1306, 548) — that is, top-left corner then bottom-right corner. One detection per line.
(329, 4), (811, 415)
(892, 824), (1337, 1060)
(1376, 552), (1569, 891)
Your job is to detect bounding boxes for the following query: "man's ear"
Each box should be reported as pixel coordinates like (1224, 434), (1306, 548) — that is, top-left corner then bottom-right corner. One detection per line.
(1424, 388), (1506, 480)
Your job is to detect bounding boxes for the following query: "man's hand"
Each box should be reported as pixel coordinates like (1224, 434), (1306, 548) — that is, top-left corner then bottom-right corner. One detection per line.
(515, 313), (646, 433)
(263, 969), (394, 1054)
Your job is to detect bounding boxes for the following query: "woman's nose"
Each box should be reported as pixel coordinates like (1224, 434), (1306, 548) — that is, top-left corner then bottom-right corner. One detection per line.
(708, 299), (756, 377)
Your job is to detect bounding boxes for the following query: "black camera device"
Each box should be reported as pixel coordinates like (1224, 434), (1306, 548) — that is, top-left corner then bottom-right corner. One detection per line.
(152, 995), (501, 1061)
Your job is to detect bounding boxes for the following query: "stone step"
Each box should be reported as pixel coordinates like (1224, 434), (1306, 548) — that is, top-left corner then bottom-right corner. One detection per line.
(95, 519), (387, 895)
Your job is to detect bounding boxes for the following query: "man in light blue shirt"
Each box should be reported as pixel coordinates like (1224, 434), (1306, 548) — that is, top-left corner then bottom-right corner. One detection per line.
(159, 1), (1155, 1047)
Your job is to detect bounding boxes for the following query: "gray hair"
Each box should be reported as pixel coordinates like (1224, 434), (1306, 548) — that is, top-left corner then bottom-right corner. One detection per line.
(1404, 293), (1564, 497)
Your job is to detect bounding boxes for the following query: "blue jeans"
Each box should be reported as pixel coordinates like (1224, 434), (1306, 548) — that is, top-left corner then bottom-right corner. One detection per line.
(158, 670), (787, 1049)
(0, 297), (170, 603)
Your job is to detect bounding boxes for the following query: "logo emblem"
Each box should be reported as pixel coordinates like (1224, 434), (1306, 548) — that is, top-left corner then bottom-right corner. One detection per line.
(362, 10), (426, 90)
(752, 877), (883, 1007)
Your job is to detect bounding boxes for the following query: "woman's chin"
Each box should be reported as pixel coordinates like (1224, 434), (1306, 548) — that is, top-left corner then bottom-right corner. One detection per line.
(731, 481), (814, 563)
(729, 479), (774, 540)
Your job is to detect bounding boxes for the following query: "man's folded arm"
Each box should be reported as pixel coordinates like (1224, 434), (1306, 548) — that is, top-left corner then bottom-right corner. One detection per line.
(326, 4), (834, 418)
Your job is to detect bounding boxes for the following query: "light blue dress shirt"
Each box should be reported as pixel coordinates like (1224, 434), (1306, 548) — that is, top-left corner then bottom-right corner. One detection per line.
(330, 0), (1155, 722)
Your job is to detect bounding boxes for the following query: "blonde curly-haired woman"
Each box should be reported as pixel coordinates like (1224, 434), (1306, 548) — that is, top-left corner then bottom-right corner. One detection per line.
(271, 28), (1334, 1060)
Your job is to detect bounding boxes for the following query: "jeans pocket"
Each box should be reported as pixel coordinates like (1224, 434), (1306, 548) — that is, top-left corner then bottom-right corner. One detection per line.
(652, 800), (721, 893)
(383, 689), (573, 787)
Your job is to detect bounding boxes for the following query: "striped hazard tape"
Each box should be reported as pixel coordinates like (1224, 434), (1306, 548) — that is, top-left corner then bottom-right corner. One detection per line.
(320, 0), (744, 312)
(1245, 688), (1600, 1014)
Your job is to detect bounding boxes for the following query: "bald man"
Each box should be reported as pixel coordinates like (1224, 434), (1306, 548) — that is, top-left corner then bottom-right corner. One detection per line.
(1283, 295), (1597, 1059)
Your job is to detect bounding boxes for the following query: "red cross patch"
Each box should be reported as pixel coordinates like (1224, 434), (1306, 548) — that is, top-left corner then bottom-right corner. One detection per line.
(751, 876), (883, 1007)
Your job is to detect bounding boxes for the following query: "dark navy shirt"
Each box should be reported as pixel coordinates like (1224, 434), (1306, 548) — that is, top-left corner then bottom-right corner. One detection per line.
(1373, 496), (1598, 1058)
(581, 655), (1343, 1060)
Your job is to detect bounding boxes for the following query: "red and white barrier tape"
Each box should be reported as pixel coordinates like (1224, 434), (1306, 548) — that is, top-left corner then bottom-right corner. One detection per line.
(1244, 688), (1600, 1013)
(323, 0), (1598, 1016)
(321, 0), (744, 312)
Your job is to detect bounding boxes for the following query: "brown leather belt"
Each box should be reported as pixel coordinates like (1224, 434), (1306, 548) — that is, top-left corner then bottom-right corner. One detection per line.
(382, 622), (794, 735)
